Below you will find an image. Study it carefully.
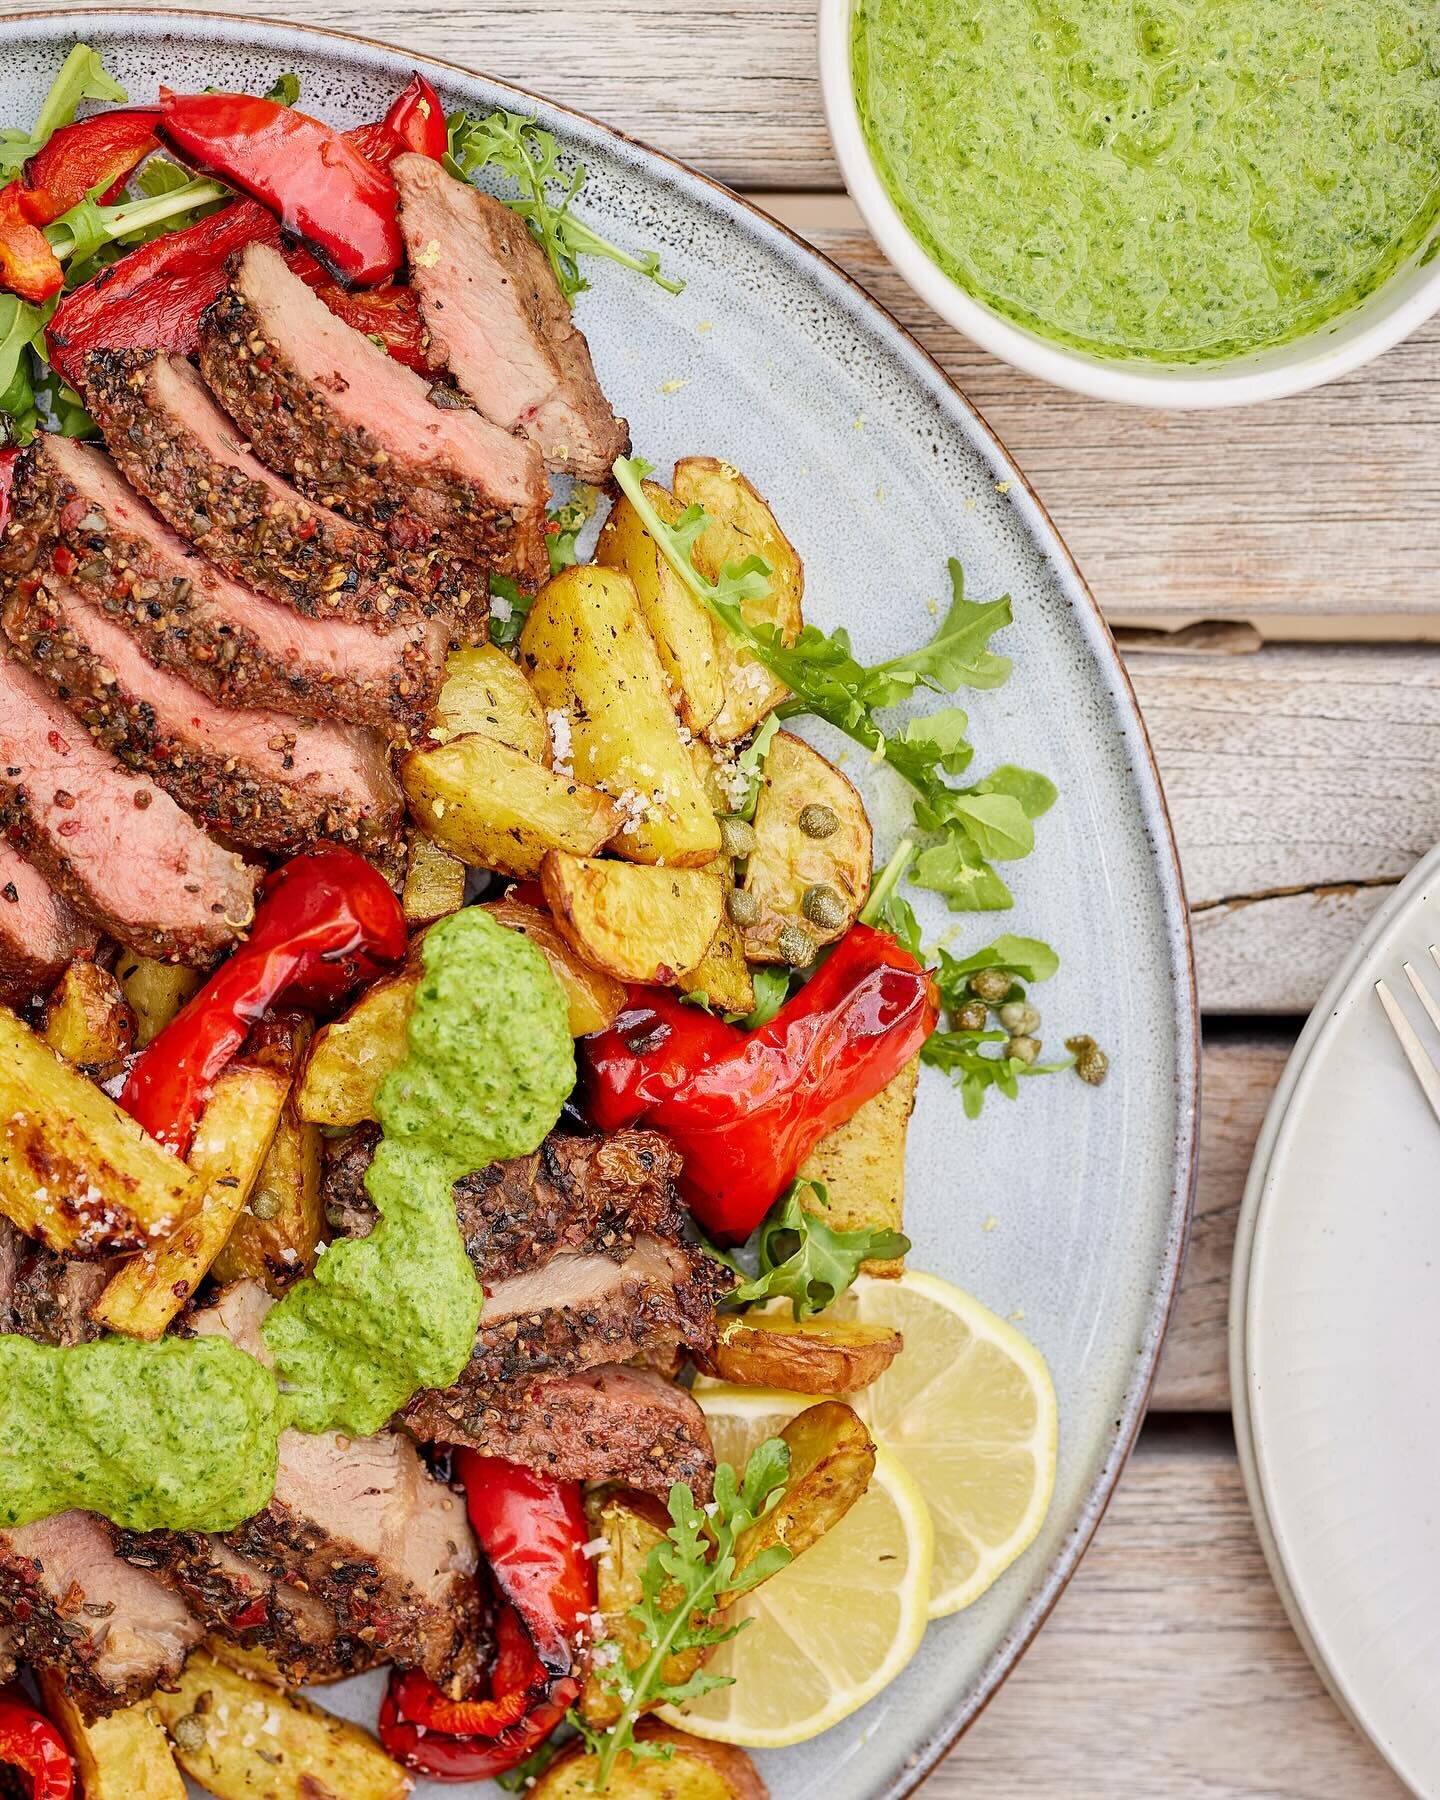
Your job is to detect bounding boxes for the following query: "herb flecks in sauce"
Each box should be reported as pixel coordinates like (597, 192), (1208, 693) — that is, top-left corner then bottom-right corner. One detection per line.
(853, 0), (1440, 362)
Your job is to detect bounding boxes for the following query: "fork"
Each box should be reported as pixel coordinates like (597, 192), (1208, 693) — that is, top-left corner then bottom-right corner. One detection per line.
(1376, 947), (1440, 1125)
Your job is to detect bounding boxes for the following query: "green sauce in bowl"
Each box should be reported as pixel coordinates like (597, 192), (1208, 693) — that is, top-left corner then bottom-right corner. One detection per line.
(852, 0), (1440, 363)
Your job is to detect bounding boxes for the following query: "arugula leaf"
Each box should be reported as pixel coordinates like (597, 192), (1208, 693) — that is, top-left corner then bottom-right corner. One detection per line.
(45, 175), (228, 270)
(446, 110), (683, 303)
(922, 1027), (1068, 1119)
(921, 932), (1071, 1114)
(738, 964), (789, 1029)
(1, 44), (128, 178)
(729, 1180), (910, 1319)
(575, 1440), (794, 1787)
(487, 574), (530, 646)
(937, 933), (1060, 990)
(495, 1739), (560, 1792)
(264, 71), (301, 107)
(0, 298), (45, 445)
(734, 712), (779, 822)
(869, 558), (1012, 695)
(859, 838), (923, 956)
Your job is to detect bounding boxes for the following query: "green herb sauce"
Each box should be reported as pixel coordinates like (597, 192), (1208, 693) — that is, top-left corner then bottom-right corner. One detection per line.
(0, 907), (574, 1528)
(852, 0), (1440, 362)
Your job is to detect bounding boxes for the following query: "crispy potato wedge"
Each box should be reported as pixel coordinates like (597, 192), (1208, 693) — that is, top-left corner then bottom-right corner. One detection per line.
(212, 1018), (321, 1291)
(401, 832), (467, 927)
(740, 731), (872, 962)
(295, 973), (413, 1129)
(401, 732), (620, 880)
(519, 565), (721, 867)
(149, 1650), (411, 1800)
(678, 857), (755, 1015)
(484, 899), (628, 1035)
(92, 1063), (290, 1339)
(42, 959), (137, 1068)
(701, 1314), (903, 1394)
(580, 1487), (711, 1730)
(727, 1401), (876, 1599)
(38, 1674), (187, 1800)
(536, 1724), (767, 1800)
(431, 642), (549, 760)
(114, 952), (202, 1048)
(797, 1054), (919, 1276)
(0, 1006), (208, 1256)
(597, 484), (725, 735)
(673, 457), (804, 744)
(542, 853), (723, 984)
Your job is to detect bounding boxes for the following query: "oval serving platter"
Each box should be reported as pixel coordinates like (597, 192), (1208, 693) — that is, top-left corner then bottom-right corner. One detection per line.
(0, 13), (1198, 1795)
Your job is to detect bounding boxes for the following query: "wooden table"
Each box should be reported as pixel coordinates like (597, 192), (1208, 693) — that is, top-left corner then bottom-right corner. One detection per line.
(16, 2), (1427, 1791)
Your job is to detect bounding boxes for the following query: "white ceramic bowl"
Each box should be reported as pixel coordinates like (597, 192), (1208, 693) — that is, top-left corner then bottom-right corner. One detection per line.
(819, 0), (1440, 409)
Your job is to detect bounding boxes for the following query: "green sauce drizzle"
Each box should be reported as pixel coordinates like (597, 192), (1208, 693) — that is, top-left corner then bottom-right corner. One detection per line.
(853, 0), (1440, 362)
(0, 907), (574, 1528)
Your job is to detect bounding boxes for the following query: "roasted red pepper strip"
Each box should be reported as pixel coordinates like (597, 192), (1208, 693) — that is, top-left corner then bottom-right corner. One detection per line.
(47, 197), (281, 385)
(389, 1604), (545, 1741)
(584, 923), (940, 1242)
(0, 1689), (73, 1798)
(379, 1664), (575, 1783)
(118, 844), (406, 1155)
(158, 89), (402, 286)
(381, 73), (448, 161)
(24, 107), (161, 213)
(0, 182), (63, 302)
(305, 281), (430, 372)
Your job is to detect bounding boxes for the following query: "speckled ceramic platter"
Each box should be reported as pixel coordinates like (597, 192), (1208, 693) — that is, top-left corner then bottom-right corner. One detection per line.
(0, 13), (1197, 1794)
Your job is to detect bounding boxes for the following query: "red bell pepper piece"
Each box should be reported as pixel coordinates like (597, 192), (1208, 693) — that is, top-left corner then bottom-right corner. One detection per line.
(0, 182), (63, 302)
(118, 844), (407, 1155)
(158, 89), (402, 286)
(381, 73), (448, 162)
(380, 1659), (574, 1783)
(0, 1689), (73, 1797)
(304, 281), (430, 372)
(24, 107), (161, 213)
(583, 924), (940, 1242)
(47, 197), (281, 385)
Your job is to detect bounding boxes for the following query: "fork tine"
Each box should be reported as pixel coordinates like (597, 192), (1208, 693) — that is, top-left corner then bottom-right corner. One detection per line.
(1403, 959), (1440, 1037)
(1377, 978), (1440, 1129)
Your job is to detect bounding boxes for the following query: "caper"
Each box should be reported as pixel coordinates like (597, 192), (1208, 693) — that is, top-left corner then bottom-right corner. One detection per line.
(801, 883), (848, 931)
(171, 1713), (207, 1754)
(970, 967), (1012, 1004)
(998, 1001), (1041, 1035)
(955, 1000), (989, 1033)
(798, 803), (839, 839)
(719, 815), (758, 858)
(1066, 1034), (1111, 1087)
(725, 888), (760, 926)
(1006, 1034), (1042, 1065)
(778, 923), (817, 967)
(249, 1187), (282, 1222)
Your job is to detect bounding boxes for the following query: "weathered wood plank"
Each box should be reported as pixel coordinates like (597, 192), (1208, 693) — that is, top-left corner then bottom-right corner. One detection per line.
(1128, 644), (1439, 1013)
(1153, 1035), (1293, 1412)
(944, 1429), (1406, 1799)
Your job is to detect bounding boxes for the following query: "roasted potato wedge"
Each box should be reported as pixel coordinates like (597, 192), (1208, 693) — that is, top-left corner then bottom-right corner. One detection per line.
(740, 731), (872, 962)
(519, 565), (721, 866)
(401, 731), (620, 880)
(673, 457), (804, 743)
(149, 1650), (411, 1800)
(211, 1103), (322, 1295)
(294, 972), (413, 1129)
(580, 1488), (711, 1730)
(41, 959), (137, 1068)
(0, 1006), (208, 1256)
(702, 1314), (903, 1394)
(727, 1401), (876, 1599)
(431, 642), (549, 760)
(535, 1724), (767, 1800)
(38, 1674), (186, 1800)
(114, 952), (202, 1047)
(92, 1062), (290, 1339)
(542, 853), (723, 983)
(401, 832), (467, 927)
(484, 898), (628, 1035)
(597, 483), (726, 735)
(678, 858), (755, 1015)
(797, 1054), (919, 1276)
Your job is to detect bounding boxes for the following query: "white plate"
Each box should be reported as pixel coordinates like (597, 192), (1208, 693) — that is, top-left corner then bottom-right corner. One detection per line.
(1233, 841), (1440, 1797)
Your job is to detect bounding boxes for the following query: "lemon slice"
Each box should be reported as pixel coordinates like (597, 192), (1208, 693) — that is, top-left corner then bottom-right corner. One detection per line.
(657, 1386), (933, 1748)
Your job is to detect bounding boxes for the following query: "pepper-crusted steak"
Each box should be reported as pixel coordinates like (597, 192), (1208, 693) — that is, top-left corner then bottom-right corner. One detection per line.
(0, 838), (96, 1007)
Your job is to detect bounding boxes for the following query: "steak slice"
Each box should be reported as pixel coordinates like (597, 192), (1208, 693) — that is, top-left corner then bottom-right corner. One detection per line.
(82, 350), (445, 626)
(395, 154), (629, 482)
(0, 1510), (202, 1719)
(406, 1363), (715, 1499)
(0, 837), (95, 1007)
(199, 243), (549, 599)
(5, 575), (402, 856)
(0, 1228), (110, 1346)
(0, 655), (258, 964)
(0, 435), (443, 739)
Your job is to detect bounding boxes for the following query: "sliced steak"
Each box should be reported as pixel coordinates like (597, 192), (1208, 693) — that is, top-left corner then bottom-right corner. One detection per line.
(199, 243), (548, 599)
(0, 655), (258, 964)
(0, 1510), (202, 1719)
(0, 837), (95, 1007)
(395, 154), (629, 482)
(0, 435), (443, 739)
(5, 575), (402, 855)
(82, 350), (445, 626)
(406, 1363), (715, 1499)
(2, 1232), (110, 1345)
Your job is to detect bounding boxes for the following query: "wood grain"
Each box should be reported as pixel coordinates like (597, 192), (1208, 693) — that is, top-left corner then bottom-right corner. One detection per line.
(945, 1430), (1407, 1799)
